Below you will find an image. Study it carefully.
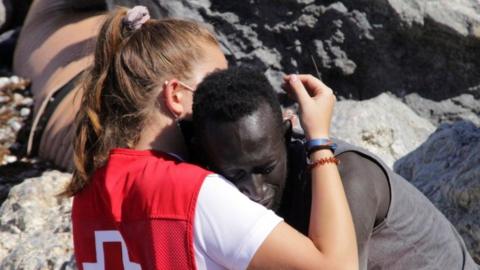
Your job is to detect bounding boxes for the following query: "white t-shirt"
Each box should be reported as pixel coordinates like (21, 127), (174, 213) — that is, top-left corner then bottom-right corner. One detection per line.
(194, 174), (283, 270)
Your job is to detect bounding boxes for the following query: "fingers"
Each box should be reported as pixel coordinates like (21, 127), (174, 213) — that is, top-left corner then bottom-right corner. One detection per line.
(283, 74), (334, 100)
(283, 74), (312, 104)
(281, 73), (337, 139)
(298, 74), (333, 97)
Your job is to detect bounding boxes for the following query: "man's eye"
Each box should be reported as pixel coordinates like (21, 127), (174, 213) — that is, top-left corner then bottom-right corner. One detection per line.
(260, 166), (275, 175)
(228, 171), (246, 182)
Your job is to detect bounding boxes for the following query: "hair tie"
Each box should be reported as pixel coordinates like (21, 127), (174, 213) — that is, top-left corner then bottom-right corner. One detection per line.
(123, 6), (150, 31)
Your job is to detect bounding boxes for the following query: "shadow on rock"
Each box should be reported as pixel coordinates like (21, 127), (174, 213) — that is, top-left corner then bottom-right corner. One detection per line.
(394, 120), (480, 263)
(0, 161), (51, 205)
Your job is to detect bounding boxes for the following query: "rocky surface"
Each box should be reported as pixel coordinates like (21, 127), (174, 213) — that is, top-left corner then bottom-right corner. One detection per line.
(113, 0), (480, 100)
(0, 0), (479, 267)
(0, 75), (32, 165)
(331, 93), (435, 168)
(104, 0), (480, 127)
(0, 75), (67, 268)
(289, 92), (438, 168)
(0, 170), (74, 269)
(394, 121), (480, 263)
(404, 93), (480, 127)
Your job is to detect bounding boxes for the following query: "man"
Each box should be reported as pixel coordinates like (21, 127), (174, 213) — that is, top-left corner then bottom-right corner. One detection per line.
(187, 67), (478, 270)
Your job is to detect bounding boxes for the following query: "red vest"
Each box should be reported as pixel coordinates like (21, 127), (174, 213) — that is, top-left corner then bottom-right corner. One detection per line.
(72, 149), (210, 270)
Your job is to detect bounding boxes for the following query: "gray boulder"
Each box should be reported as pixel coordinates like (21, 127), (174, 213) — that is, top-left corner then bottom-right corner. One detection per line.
(105, 0), (480, 103)
(387, 0), (480, 37)
(0, 170), (75, 269)
(330, 93), (435, 167)
(288, 93), (436, 167)
(394, 121), (480, 263)
(404, 93), (480, 127)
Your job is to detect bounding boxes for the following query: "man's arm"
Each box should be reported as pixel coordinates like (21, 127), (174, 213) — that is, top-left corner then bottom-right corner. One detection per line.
(337, 151), (391, 270)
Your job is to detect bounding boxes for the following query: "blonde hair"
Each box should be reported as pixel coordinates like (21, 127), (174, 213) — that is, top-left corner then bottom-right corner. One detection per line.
(65, 7), (219, 196)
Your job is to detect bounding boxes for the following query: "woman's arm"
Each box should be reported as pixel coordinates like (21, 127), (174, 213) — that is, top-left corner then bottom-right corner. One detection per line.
(248, 75), (358, 269)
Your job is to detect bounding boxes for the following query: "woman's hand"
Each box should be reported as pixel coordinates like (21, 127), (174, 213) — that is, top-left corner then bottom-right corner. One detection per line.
(283, 74), (336, 140)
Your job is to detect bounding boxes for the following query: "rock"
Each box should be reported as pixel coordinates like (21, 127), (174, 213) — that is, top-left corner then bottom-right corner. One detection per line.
(0, 161), (51, 205)
(3, 154), (15, 163)
(9, 75), (18, 84)
(19, 107), (29, 117)
(330, 93), (435, 167)
(12, 93), (23, 104)
(19, 96), (32, 106)
(404, 93), (480, 127)
(0, 28), (20, 69)
(387, 0), (480, 37)
(0, 95), (8, 103)
(394, 121), (480, 263)
(0, 170), (75, 269)
(6, 119), (21, 132)
(105, 0), (480, 104)
(0, 77), (8, 88)
(0, 0), (6, 31)
(0, 74), (32, 164)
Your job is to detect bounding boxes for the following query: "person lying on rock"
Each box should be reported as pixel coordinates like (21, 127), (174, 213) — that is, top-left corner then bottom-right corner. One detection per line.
(13, 0), (109, 170)
(187, 66), (478, 270)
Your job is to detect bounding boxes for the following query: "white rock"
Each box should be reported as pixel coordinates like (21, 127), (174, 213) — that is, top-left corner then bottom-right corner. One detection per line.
(0, 171), (74, 268)
(387, 0), (480, 37)
(12, 93), (23, 104)
(0, 77), (9, 88)
(20, 97), (33, 106)
(0, 129), (8, 141)
(9, 76), (20, 85)
(7, 119), (22, 132)
(0, 96), (9, 103)
(4, 155), (17, 163)
(331, 93), (435, 167)
(19, 108), (30, 117)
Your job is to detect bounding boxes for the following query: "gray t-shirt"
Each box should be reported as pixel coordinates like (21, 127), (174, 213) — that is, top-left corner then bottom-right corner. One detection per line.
(279, 137), (478, 270)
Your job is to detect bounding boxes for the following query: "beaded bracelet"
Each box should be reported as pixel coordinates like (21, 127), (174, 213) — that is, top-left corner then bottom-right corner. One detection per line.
(308, 157), (340, 170)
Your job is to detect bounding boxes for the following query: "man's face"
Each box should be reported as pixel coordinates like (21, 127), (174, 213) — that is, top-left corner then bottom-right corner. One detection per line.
(201, 103), (288, 211)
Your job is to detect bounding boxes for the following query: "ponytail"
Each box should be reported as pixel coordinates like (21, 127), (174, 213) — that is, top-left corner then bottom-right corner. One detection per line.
(66, 9), (128, 196)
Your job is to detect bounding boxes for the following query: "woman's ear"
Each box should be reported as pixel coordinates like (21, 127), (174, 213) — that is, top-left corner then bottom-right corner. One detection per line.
(162, 79), (186, 118)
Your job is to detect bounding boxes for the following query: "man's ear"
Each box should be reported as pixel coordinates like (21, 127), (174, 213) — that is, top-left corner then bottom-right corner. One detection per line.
(283, 119), (292, 141)
(162, 79), (186, 118)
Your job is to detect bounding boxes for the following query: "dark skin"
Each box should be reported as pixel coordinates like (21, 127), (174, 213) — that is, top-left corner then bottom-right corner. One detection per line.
(199, 104), (288, 210)
(194, 102), (391, 269)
